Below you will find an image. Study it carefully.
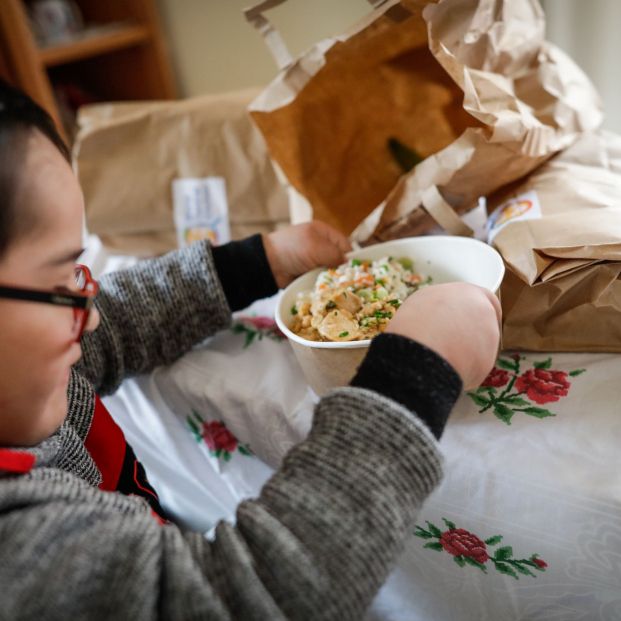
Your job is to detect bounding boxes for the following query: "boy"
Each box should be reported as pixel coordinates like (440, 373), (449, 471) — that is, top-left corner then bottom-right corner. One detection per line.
(0, 81), (500, 619)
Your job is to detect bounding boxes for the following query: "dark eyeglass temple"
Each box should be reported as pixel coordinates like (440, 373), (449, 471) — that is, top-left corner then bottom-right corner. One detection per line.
(0, 286), (90, 309)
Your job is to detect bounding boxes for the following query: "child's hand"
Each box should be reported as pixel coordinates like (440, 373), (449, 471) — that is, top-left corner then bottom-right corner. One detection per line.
(263, 221), (352, 289)
(386, 282), (502, 389)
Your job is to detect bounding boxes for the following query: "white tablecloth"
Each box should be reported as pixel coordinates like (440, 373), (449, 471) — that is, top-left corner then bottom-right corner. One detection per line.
(90, 240), (621, 620)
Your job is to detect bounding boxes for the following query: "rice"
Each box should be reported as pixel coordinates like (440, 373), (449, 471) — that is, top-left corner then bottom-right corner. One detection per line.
(289, 256), (430, 342)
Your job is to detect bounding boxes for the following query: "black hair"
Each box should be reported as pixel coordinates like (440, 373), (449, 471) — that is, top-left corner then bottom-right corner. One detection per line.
(0, 80), (70, 257)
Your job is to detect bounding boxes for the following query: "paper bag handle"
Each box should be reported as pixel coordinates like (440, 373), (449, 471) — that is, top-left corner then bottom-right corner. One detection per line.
(245, 0), (409, 69)
(421, 186), (474, 237)
(244, 0), (293, 70)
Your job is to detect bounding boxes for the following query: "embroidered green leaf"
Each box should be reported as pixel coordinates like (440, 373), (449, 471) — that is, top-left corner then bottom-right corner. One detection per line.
(485, 535), (503, 546)
(497, 358), (518, 372)
(493, 403), (515, 425)
(442, 518), (456, 530)
(520, 406), (555, 419)
(533, 357), (552, 370)
(502, 395), (530, 407)
(414, 526), (433, 539)
(569, 368), (586, 376)
(463, 556), (487, 572)
(426, 521), (442, 537)
(469, 393), (491, 407)
(186, 416), (200, 435)
(510, 561), (536, 577)
(238, 445), (253, 456)
(214, 448), (222, 458)
(494, 546), (513, 561)
(453, 555), (466, 567)
(424, 542), (443, 551)
(223, 451), (232, 462)
(494, 561), (519, 579)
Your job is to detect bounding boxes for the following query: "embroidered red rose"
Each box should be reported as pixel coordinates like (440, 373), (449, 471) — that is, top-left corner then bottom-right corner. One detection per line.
(515, 369), (570, 404)
(244, 316), (276, 330)
(201, 421), (238, 453)
(439, 528), (489, 564)
(532, 557), (548, 569)
(241, 316), (285, 338)
(481, 367), (510, 388)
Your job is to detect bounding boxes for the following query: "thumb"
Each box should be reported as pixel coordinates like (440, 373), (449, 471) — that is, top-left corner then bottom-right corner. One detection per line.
(313, 220), (352, 262)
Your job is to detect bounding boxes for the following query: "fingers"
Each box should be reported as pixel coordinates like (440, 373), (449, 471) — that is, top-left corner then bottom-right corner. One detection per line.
(481, 287), (502, 323)
(311, 220), (352, 257)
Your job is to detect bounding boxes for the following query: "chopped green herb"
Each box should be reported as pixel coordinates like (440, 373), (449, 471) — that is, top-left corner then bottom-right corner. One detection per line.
(388, 299), (401, 307)
(290, 305), (298, 315)
(375, 278), (386, 286)
(338, 331), (349, 338)
(326, 300), (337, 310)
(398, 257), (413, 270)
(374, 310), (393, 320)
(351, 259), (361, 266)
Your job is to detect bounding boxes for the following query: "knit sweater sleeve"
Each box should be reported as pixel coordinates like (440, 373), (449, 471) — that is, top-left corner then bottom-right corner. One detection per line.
(0, 373), (459, 620)
(77, 240), (232, 395)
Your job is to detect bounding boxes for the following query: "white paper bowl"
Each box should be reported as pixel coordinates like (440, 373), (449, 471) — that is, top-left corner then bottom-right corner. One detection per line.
(275, 236), (505, 395)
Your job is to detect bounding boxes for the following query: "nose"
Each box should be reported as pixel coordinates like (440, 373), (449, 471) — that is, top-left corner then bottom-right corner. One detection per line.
(84, 307), (100, 333)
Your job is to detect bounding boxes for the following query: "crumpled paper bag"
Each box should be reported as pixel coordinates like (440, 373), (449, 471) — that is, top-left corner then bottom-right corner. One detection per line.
(246, 0), (602, 243)
(487, 131), (621, 351)
(73, 89), (290, 256)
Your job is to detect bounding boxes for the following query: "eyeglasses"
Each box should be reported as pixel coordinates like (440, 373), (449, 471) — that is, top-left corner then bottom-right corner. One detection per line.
(0, 264), (99, 341)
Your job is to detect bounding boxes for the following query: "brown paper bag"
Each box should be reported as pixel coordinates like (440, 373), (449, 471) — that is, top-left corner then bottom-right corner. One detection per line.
(245, 0), (602, 243)
(73, 88), (290, 256)
(487, 131), (621, 351)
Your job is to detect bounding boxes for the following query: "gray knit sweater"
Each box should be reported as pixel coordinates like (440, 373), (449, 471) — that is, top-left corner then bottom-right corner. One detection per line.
(0, 241), (455, 620)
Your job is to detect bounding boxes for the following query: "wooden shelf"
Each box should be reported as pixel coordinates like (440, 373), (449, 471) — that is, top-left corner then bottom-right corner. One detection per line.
(0, 0), (177, 141)
(39, 23), (150, 67)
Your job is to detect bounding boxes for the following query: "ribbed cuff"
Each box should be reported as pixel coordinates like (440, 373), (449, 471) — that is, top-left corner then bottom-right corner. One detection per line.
(350, 333), (462, 439)
(211, 234), (279, 312)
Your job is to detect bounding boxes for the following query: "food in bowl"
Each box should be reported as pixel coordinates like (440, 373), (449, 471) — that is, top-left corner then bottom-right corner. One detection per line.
(289, 256), (431, 342)
(276, 236), (505, 396)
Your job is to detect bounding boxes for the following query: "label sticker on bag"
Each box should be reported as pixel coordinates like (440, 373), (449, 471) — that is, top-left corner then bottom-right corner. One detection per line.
(486, 190), (542, 244)
(172, 177), (231, 248)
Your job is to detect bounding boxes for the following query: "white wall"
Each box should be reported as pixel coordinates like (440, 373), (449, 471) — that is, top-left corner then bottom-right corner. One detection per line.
(155, 0), (369, 96)
(542, 0), (621, 133)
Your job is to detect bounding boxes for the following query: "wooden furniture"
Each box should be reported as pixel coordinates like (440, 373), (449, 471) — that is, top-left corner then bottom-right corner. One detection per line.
(0, 0), (177, 139)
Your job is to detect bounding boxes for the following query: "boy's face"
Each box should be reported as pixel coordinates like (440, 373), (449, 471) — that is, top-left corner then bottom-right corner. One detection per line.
(0, 130), (99, 446)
